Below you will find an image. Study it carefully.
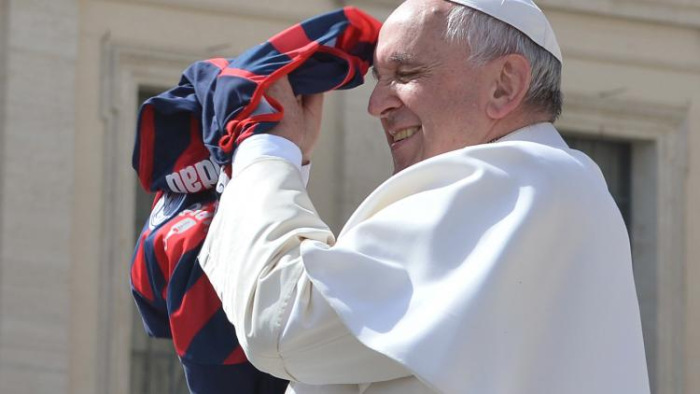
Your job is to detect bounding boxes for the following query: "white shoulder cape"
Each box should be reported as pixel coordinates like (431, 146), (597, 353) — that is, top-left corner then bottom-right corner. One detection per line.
(299, 123), (650, 393)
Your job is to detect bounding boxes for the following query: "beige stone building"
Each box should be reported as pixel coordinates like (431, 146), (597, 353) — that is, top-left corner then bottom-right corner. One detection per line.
(0, 0), (698, 393)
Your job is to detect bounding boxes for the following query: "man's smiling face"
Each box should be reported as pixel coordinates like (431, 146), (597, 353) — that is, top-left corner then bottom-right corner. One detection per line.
(368, 0), (493, 173)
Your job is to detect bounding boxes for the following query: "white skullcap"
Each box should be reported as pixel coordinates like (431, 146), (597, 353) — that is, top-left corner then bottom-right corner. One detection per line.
(445, 0), (562, 62)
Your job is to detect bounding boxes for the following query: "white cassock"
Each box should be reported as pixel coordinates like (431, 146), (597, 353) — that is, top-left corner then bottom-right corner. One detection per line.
(199, 122), (650, 394)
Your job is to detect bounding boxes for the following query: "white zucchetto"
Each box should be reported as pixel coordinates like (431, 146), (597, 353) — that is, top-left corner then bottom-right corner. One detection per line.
(446, 0), (562, 62)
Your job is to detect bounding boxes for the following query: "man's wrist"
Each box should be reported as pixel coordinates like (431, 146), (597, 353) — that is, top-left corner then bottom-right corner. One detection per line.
(232, 134), (311, 185)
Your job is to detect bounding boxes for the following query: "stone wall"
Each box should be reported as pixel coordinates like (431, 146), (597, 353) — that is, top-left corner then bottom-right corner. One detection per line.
(0, 0), (78, 393)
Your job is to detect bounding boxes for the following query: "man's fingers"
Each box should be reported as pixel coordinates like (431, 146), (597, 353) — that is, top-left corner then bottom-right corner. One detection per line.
(266, 76), (296, 105)
(265, 77), (324, 164)
(303, 94), (324, 116)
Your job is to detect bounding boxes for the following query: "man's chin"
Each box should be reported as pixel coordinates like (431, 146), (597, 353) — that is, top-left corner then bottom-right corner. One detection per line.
(391, 158), (411, 175)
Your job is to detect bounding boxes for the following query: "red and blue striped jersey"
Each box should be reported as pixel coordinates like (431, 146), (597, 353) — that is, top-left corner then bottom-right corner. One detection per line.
(131, 191), (289, 393)
(133, 6), (381, 194)
(130, 7), (380, 394)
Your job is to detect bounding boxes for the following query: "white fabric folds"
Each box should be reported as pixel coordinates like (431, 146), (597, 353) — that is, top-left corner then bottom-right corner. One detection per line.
(199, 123), (649, 393)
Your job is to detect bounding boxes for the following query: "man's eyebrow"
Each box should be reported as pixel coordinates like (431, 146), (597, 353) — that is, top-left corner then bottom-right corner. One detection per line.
(388, 52), (418, 65)
(371, 53), (423, 78)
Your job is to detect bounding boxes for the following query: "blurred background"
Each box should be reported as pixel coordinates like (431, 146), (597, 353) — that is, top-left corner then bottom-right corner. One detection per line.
(0, 0), (698, 393)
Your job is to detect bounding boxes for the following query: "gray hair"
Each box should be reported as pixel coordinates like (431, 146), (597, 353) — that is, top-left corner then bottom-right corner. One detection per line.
(445, 5), (563, 121)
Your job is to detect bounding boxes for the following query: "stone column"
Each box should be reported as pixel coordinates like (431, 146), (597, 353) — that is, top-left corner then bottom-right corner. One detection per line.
(0, 0), (78, 393)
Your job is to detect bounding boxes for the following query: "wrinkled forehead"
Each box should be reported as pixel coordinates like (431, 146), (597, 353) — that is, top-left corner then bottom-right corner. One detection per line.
(382, 0), (452, 35)
(376, 0), (454, 57)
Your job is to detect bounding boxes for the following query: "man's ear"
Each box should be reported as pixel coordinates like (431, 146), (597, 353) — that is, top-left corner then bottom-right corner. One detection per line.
(485, 54), (531, 120)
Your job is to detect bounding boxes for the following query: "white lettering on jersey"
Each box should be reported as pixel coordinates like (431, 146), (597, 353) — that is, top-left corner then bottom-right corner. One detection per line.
(162, 203), (214, 251)
(166, 173), (187, 194)
(181, 167), (201, 193)
(164, 158), (221, 193)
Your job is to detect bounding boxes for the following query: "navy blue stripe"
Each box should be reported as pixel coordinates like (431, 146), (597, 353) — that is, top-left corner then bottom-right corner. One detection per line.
(234, 42), (292, 76)
(300, 8), (347, 42)
(181, 360), (288, 394)
(184, 308), (239, 364)
(166, 247), (205, 313)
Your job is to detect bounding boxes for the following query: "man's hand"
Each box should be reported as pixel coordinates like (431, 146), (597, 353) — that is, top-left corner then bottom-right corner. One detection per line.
(265, 76), (324, 165)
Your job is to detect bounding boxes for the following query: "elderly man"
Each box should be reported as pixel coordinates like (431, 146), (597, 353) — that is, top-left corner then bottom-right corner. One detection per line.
(199, 0), (650, 393)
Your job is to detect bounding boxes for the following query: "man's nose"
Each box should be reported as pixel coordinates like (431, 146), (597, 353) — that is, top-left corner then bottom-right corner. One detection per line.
(367, 82), (400, 118)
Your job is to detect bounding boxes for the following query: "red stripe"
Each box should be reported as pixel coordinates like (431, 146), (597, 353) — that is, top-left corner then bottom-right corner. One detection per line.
(342, 7), (382, 47)
(138, 105), (156, 192)
(131, 232), (155, 302)
(170, 275), (222, 356)
(225, 101), (285, 149)
(206, 58), (229, 70)
(219, 68), (267, 84)
(224, 346), (248, 365)
(336, 8), (381, 78)
(155, 202), (216, 341)
(161, 206), (213, 277)
(169, 114), (211, 192)
(149, 201), (214, 305)
(268, 23), (312, 55)
(234, 123), (258, 146)
(336, 13), (358, 52)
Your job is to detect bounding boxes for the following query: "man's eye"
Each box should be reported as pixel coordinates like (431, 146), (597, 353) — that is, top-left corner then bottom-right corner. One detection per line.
(395, 71), (419, 82)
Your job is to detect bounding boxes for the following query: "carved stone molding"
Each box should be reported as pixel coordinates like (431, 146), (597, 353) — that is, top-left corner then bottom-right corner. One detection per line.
(96, 0), (341, 22)
(539, 0), (700, 29)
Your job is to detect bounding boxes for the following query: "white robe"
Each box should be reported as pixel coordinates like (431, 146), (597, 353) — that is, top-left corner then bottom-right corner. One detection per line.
(199, 123), (650, 394)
